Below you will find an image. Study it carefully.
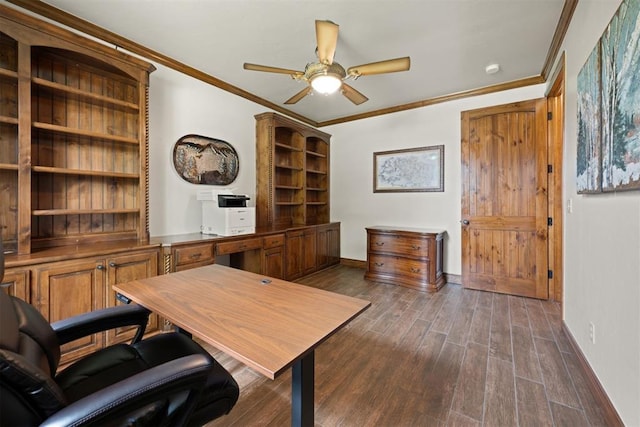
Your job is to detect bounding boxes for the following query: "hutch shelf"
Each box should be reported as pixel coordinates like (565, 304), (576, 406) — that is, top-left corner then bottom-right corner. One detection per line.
(255, 112), (331, 228)
(0, 6), (155, 255)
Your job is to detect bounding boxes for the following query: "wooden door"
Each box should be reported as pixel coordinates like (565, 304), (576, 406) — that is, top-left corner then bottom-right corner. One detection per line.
(461, 99), (549, 299)
(326, 224), (341, 266)
(263, 247), (284, 279)
(105, 250), (159, 345)
(316, 225), (329, 269)
(317, 223), (341, 269)
(285, 230), (304, 280)
(35, 258), (105, 364)
(302, 227), (317, 275)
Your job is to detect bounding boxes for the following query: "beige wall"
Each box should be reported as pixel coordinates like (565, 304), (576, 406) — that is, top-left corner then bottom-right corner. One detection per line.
(555, 1), (639, 424)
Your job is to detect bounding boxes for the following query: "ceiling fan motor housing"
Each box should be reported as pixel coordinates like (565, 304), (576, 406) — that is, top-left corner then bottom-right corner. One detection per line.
(304, 61), (346, 81)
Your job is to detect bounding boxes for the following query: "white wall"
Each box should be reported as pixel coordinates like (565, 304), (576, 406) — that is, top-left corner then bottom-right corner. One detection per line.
(557, 0), (640, 424)
(148, 63), (268, 236)
(326, 85), (545, 275)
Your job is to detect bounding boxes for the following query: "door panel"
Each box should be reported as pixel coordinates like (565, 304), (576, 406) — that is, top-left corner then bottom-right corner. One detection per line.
(105, 250), (159, 345)
(461, 99), (548, 299)
(35, 259), (105, 365)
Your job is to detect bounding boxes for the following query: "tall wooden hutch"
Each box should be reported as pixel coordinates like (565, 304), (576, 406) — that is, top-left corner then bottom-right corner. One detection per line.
(0, 5), (159, 366)
(0, 5), (154, 255)
(255, 112), (331, 228)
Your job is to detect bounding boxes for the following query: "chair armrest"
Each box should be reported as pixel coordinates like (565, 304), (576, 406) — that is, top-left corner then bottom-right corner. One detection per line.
(40, 354), (213, 427)
(51, 304), (151, 345)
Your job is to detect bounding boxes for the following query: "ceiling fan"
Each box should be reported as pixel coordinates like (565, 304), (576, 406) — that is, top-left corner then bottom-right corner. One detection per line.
(243, 20), (410, 105)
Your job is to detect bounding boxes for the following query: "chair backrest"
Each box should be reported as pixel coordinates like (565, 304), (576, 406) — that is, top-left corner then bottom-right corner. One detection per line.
(0, 291), (67, 425)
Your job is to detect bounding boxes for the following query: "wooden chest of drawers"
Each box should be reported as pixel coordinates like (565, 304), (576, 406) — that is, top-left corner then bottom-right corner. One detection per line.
(365, 226), (445, 292)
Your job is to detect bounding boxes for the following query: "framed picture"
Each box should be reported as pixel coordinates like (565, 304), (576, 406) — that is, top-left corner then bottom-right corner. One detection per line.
(172, 134), (239, 185)
(576, 0), (640, 193)
(373, 145), (444, 192)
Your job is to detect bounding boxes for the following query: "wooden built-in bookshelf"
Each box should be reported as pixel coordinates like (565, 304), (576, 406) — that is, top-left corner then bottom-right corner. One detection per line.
(255, 112), (331, 228)
(0, 6), (155, 254)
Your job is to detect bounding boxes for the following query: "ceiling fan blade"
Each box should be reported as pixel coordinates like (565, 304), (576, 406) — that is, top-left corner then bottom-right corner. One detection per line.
(284, 87), (312, 104)
(244, 63), (304, 78)
(341, 83), (368, 105)
(347, 56), (411, 77)
(315, 20), (339, 64)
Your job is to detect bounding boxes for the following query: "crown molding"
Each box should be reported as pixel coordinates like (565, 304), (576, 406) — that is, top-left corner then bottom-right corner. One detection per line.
(6, 0), (573, 128)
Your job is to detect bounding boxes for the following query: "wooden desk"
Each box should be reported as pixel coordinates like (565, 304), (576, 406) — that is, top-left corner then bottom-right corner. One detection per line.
(113, 264), (370, 426)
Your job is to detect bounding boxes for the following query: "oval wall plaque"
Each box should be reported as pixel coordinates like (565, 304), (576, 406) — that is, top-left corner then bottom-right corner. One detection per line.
(172, 134), (239, 185)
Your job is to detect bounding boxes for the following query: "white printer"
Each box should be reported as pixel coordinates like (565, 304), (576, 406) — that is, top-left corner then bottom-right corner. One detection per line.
(197, 190), (255, 236)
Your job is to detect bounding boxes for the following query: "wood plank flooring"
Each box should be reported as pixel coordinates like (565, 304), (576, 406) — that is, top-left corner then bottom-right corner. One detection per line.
(206, 265), (609, 426)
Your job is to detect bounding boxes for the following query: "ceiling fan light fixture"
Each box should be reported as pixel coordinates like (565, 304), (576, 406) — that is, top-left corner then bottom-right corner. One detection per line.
(311, 74), (342, 94)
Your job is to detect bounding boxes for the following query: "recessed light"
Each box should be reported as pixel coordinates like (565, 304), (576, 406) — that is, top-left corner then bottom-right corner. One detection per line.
(485, 63), (500, 74)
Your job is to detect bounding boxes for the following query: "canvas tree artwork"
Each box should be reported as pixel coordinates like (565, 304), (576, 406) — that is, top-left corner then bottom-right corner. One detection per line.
(577, 44), (602, 193)
(577, 0), (640, 193)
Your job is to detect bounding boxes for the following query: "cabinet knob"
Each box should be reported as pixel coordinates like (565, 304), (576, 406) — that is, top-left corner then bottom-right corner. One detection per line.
(375, 262), (384, 266)
(96, 265), (105, 270)
(461, 219), (470, 225)
(109, 262), (117, 268)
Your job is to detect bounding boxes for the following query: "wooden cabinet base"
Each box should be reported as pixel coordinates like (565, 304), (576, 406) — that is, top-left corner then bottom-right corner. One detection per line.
(365, 270), (445, 293)
(365, 226), (445, 293)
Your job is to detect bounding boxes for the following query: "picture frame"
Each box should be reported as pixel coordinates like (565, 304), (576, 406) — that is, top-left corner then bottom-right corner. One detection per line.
(373, 145), (444, 193)
(576, 0), (640, 193)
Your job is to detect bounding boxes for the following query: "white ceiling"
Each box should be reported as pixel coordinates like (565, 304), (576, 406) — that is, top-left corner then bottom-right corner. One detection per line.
(28, 0), (566, 124)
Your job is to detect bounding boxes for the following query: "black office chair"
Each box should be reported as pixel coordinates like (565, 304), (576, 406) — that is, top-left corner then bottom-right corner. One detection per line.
(0, 239), (239, 426)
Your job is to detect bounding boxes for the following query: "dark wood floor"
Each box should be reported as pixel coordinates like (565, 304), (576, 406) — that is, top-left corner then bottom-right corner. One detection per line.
(206, 265), (609, 426)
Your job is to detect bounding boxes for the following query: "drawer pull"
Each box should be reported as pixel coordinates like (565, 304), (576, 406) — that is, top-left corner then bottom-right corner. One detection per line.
(375, 262), (384, 266)
(411, 245), (421, 250)
(375, 242), (385, 246)
(189, 253), (202, 260)
(410, 267), (421, 273)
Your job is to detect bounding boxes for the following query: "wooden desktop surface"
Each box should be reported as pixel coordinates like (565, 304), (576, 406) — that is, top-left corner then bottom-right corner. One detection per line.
(113, 264), (370, 379)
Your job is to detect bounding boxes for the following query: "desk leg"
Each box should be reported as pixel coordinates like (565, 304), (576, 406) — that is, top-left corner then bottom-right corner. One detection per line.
(291, 350), (314, 427)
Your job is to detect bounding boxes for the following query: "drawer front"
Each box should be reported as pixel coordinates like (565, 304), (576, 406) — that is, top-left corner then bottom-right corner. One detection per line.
(369, 234), (429, 257)
(369, 254), (429, 281)
(175, 243), (214, 266)
(227, 209), (254, 227)
(263, 233), (285, 249)
(216, 238), (262, 255)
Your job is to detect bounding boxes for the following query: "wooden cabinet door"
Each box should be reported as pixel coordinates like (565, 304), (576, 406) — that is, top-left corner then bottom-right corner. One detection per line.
(1, 267), (30, 302)
(327, 224), (341, 266)
(317, 223), (341, 269)
(263, 247), (284, 279)
(302, 228), (317, 276)
(285, 230), (304, 280)
(35, 259), (105, 365)
(105, 250), (159, 345)
(316, 226), (329, 269)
